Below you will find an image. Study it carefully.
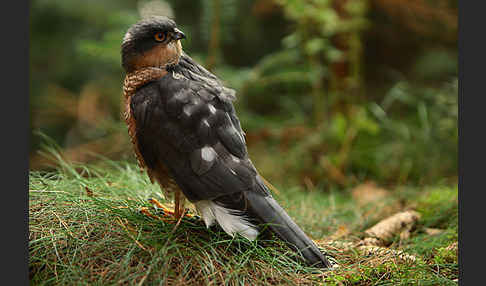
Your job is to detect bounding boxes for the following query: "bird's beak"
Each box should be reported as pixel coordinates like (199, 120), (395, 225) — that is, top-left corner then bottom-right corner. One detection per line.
(173, 28), (186, 40)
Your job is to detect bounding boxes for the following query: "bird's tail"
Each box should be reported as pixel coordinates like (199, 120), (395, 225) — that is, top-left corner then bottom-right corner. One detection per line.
(243, 190), (331, 269)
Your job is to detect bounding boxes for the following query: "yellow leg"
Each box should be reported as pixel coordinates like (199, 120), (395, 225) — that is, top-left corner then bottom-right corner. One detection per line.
(174, 190), (185, 220)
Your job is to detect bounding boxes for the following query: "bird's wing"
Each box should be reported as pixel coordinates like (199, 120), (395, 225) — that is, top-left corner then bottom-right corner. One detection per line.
(130, 71), (269, 203)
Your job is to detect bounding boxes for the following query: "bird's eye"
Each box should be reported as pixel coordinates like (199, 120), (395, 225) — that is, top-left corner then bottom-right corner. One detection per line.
(154, 32), (166, 42)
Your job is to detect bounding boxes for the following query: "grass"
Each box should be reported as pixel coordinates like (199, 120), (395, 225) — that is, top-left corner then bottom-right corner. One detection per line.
(29, 156), (458, 285)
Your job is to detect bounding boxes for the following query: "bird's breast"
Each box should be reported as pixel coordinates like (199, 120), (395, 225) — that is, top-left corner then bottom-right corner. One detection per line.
(122, 67), (168, 179)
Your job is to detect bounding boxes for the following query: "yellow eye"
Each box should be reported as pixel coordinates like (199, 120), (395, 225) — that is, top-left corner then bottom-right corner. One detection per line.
(154, 32), (166, 42)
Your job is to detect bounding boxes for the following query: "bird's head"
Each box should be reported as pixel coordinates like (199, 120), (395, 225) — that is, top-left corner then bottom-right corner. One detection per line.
(121, 16), (186, 73)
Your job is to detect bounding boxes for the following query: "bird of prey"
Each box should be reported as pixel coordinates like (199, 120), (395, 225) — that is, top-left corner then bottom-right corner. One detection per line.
(121, 16), (331, 268)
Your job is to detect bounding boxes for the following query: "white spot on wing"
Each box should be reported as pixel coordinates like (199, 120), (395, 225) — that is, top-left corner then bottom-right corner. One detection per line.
(208, 104), (216, 115)
(201, 146), (216, 162)
(202, 119), (210, 128)
(183, 104), (193, 117)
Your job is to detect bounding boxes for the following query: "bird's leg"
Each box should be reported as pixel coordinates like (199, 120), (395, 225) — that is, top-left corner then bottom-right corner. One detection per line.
(180, 197), (186, 218)
(174, 190), (185, 220)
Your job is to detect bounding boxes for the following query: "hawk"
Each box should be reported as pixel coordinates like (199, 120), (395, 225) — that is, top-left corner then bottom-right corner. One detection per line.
(121, 16), (330, 268)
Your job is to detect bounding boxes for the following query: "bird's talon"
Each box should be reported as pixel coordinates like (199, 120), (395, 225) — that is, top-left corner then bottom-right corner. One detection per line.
(147, 198), (200, 220)
(140, 207), (168, 221)
(148, 198), (164, 209)
(184, 212), (201, 220)
(148, 198), (174, 216)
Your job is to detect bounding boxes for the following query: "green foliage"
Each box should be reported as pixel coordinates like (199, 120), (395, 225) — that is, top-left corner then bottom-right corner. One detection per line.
(275, 0), (369, 122)
(241, 49), (313, 116)
(241, 1), (353, 119)
(366, 78), (458, 184)
(30, 0), (137, 150)
(29, 0), (457, 190)
(412, 49), (458, 81)
(243, 76), (457, 188)
(415, 187), (458, 230)
(277, 0), (368, 58)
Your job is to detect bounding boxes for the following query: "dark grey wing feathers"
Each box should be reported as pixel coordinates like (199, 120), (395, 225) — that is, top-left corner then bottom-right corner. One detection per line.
(216, 113), (247, 159)
(131, 72), (268, 202)
(170, 53), (236, 101)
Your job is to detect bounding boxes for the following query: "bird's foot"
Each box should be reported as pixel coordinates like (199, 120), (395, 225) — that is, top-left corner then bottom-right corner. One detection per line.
(140, 207), (172, 222)
(148, 198), (175, 216)
(141, 198), (200, 223)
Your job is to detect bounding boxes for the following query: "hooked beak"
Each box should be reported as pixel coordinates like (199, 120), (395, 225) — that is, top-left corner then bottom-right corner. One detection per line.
(173, 28), (186, 40)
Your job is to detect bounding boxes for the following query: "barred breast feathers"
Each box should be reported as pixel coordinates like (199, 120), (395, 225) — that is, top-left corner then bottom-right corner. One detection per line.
(123, 67), (167, 181)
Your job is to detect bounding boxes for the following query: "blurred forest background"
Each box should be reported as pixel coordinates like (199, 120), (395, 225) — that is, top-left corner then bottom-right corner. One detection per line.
(30, 0), (458, 191)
